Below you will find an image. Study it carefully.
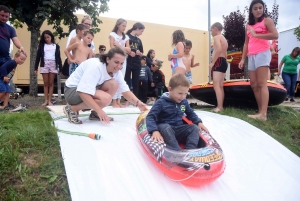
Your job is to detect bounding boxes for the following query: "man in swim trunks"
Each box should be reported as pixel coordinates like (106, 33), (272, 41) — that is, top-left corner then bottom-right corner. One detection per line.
(209, 22), (228, 112)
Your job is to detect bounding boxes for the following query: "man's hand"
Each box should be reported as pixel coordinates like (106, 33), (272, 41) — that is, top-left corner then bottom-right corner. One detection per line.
(151, 131), (164, 142)
(3, 76), (9, 83)
(19, 47), (27, 56)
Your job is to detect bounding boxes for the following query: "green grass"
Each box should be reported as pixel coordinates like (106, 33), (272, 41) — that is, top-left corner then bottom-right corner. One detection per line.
(0, 111), (70, 201)
(0, 106), (299, 200)
(196, 105), (300, 156)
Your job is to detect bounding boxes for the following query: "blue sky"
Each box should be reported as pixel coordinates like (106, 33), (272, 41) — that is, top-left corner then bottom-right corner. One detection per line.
(96, 0), (300, 32)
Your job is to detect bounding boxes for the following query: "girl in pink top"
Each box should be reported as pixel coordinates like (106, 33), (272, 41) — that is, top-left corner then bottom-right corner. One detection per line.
(238, 0), (278, 121)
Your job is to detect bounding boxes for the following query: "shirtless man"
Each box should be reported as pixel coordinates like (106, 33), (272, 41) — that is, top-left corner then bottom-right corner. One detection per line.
(65, 31), (94, 75)
(209, 22), (228, 112)
(68, 24), (87, 48)
(182, 39), (200, 84)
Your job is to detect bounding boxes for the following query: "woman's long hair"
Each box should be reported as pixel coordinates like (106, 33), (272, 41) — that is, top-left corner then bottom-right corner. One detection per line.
(126, 22), (145, 35)
(248, 0), (266, 25)
(147, 49), (155, 58)
(99, 46), (127, 65)
(112, 18), (127, 40)
(39, 30), (55, 47)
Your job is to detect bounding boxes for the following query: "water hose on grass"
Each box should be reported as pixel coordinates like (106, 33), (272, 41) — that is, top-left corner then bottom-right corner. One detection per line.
(52, 111), (141, 140)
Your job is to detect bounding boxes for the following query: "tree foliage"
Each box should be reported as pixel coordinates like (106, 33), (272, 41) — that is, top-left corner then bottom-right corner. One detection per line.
(1, 0), (109, 96)
(294, 17), (300, 41)
(223, 10), (246, 51)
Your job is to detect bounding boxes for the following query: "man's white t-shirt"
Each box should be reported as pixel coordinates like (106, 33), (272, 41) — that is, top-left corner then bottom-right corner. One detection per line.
(66, 29), (95, 52)
(65, 58), (129, 96)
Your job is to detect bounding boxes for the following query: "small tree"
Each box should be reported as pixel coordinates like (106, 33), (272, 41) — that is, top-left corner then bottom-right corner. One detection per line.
(223, 10), (246, 51)
(3, 0), (109, 96)
(294, 17), (300, 41)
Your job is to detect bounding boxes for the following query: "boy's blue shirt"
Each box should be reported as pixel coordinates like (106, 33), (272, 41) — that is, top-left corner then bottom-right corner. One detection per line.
(139, 65), (153, 82)
(0, 60), (17, 79)
(146, 92), (202, 134)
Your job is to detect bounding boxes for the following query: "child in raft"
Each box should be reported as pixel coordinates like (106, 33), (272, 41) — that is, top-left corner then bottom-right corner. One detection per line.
(146, 74), (209, 151)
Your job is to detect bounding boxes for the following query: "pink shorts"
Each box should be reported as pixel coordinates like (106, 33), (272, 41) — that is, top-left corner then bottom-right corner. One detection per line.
(40, 60), (58, 74)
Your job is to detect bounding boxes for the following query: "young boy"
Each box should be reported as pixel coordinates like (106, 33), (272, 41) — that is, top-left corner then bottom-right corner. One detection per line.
(209, 22), (228, 113)
(65, 31), (94, 75)
(182, 39), (200, 84)
(138, 56), (152, 103)
(146, 74), (209, 151)
(0, 51), (26, 110)
(68, 24), (88, 47)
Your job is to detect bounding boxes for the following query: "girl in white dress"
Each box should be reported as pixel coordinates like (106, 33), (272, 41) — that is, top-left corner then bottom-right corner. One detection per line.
(109, 18), (131, 107)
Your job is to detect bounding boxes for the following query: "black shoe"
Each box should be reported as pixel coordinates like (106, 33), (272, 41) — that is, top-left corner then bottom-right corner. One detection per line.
(290, 98), (295, 102)
(285, 98), (289, 101)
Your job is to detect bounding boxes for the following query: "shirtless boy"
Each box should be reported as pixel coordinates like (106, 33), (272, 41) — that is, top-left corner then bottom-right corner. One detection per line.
(209, 22), (228, 112)
(68, 24), (87, 48)
(65, 31), (94, 75)
(182, 39), (200, 84)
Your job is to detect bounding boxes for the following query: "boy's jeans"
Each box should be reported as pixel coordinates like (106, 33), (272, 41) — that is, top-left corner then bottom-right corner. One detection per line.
(157, 123), (200, 151)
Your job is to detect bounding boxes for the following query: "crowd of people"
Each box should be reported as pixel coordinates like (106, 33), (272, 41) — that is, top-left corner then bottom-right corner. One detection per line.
(1, 0), (299, 150)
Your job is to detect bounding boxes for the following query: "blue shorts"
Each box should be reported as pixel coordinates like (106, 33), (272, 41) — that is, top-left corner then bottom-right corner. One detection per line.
(0, 79), (10, 93)
(185, 71), (193, 84)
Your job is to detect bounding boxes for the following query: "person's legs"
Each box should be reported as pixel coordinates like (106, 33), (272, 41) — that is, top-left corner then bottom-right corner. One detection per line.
(70, 79), (118, 112)
(249, 70), (261, 113)
(47, 73), (56, 106)
(249, 66), (269, 121)
(42, 73), (49, 106)
(290, 73), (298, 101)
(282, 72), (291, 99)
(157, 123), (181, 151)
(174, 67), (186, 75)
(140, 81), (148, 103)
(112, 94), (120, 108)
(131, 67), (141, 97)
(213, 71), (225, 112)
(174, 124), (200, 150)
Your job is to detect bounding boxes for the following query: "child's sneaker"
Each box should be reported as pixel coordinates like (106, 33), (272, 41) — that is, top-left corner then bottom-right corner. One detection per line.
(290, 98), (295, 102)
(89, 110), (114, 121)
(63, 105), (82, 124)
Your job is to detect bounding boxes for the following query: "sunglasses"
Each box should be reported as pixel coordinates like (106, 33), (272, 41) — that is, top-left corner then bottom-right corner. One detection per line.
(151, 65), (158, 68)
(100, 48), (106, 51)
(84, 23), (91, 26)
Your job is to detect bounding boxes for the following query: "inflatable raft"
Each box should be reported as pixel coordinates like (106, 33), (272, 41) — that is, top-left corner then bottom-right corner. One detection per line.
(190, 79), (287, 108)
(136, 111), (225, 186)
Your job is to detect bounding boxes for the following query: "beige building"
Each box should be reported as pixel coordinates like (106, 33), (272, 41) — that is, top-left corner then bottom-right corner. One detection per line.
(13, 15), (209, 86)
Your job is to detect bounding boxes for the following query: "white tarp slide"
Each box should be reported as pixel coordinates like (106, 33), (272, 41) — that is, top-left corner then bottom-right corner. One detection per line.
(50, 106), (300, 201)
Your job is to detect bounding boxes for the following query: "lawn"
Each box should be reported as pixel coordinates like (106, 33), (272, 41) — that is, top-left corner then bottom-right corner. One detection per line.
(0, 110), (70, 201)
(0, 106), (299, 200)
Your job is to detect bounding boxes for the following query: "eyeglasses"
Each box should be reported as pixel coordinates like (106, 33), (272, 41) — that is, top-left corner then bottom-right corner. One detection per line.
(84, 23), (91, 26)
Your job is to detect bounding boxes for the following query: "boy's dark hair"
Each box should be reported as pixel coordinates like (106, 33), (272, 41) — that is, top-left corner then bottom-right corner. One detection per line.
(112, 18), (127, 40)
(0, 5), (10, 13)
(99, 45), (106, 51)
(172, 30), (185, 46)
(141, 55), (147, 60)
(248, 0), (266, 25)
(76, 24), (87, 33)
(39, 30), (55, 47)
(169, 74), (190, 89)
(211, 22), (223, 31)
(185, 39), (192, 47)
(126, 22), (145, 35)
(99, 46), (126, 65)
(84, 30), (94, 37)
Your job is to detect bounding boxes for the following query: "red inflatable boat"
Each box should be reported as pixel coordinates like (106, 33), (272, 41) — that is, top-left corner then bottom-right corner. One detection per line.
(190, 79), (287, 107)
(136, 111), (225, 186)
